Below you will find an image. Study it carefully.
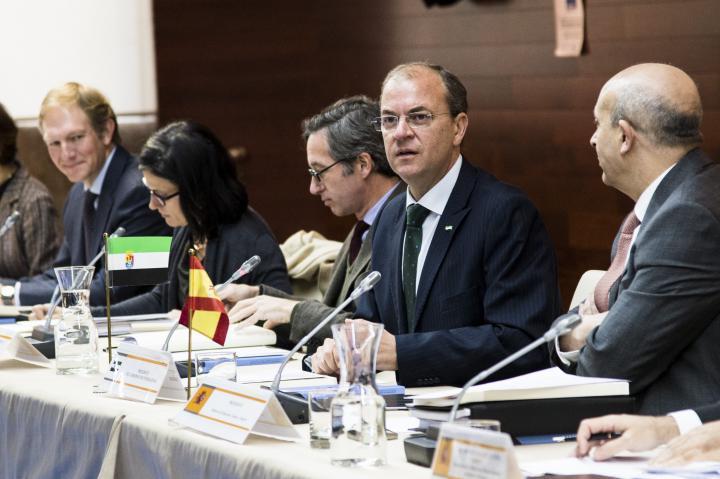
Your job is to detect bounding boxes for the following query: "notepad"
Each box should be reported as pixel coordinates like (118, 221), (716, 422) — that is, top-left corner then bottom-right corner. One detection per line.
(411, 367), (629, 407)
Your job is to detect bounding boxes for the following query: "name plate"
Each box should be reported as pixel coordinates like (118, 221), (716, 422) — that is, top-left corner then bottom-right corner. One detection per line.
(0, 327), (51, 367)
(431, 423), (521, 479)
(103, 342), (186, 403)
(173, 376), (300, 445)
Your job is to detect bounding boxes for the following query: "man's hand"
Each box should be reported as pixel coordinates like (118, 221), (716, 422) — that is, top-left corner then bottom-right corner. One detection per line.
(575, 414), (680, 461)
(650, 420), (720, 467)
(310, 319), (398, 375)
(312, 337), (341, 375)
(227, 295), (298, 329)
(215, 284), (259, 305)
(29, 303), (58, 321)
(559, 309), (607, 351)
(349, 318), (398, 371)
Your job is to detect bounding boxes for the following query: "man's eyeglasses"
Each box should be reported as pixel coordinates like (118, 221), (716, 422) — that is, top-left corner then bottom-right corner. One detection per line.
(142, 178), (180, 206)
(371, 112), (450, 132)
(308, 158), (351, 183)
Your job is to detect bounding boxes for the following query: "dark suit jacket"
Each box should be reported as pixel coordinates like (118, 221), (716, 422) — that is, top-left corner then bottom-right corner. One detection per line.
(100, 207), (291, 316)
(356, 159), (561, 387)
(263, 183), (405, 345)
(568, 149), (720, 415)
(695, 402), (720, 423)
(18, 146), (170, 305)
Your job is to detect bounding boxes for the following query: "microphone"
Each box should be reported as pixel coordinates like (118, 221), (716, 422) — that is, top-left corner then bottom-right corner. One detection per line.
(0, 210), (20, 238)
(31, 226), (127, 344)
(403, 312), (582, 467)
(161, 254), (262, 351)
(214, 255), (261, 293)
(447, 312), (582, 422)
(270, 271), (381, 423)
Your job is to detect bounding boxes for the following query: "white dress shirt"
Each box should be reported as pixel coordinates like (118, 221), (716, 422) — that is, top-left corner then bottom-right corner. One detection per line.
(403, 155), (462, 292)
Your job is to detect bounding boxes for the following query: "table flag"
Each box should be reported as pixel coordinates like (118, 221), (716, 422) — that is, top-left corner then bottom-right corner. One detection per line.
(178, 256), (229, 345)
(107, 236), (172, 287)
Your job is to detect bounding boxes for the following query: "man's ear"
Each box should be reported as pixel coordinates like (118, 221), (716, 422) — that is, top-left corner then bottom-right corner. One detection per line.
(618, 119), (635, 155)
(100, 118), (115, 147)
(356, 152), (373, 179)
(452, 112), (468, 147)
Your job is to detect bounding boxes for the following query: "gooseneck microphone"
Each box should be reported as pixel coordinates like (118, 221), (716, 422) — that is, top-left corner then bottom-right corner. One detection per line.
(31, 226), (127, 341)
(270, 271), (381, 423)
(214, 255), (261, 293)
(447, 312), (582, 422)
(161, 254), (262, 351)
(0, 210), (20, 238)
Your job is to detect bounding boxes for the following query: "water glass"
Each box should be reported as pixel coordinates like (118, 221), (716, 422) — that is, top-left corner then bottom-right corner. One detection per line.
(308, 389), (336, 449)
(54, 266), (98, 375)
(195, 350), (237, 384)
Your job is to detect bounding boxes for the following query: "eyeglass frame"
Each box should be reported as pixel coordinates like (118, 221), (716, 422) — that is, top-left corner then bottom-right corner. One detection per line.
(371, 111), (451, 132)
(307, 157), (356, 183)
(142, 177), (180, 207)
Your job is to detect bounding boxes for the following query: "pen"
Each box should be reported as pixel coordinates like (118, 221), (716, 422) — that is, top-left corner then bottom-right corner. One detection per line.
(551, 432), (622, 443)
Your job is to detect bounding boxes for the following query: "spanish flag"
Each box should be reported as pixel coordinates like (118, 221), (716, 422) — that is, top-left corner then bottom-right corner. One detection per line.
(178, 256), (229, 345)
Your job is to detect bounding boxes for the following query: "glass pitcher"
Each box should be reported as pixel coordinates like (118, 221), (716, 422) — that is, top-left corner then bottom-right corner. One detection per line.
(329, 321), (387, 467)
(53, 266), (98, 374)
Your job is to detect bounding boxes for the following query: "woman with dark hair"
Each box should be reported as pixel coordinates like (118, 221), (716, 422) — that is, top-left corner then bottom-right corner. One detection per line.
(0, 102), (60, 280)
(101, 120), (291, 315)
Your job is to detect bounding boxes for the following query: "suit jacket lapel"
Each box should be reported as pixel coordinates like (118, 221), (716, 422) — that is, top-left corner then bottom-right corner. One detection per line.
(412, 161), (476, 333)
(90, 146), (129, 258)
(610, 148), (710, 306)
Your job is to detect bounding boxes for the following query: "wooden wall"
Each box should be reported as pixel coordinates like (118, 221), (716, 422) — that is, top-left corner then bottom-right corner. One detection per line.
(154, 0), (720, 304)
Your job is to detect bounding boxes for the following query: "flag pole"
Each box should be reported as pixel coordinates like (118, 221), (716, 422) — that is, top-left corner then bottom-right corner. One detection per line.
(103, 233), (112, 364)
(187, 248), (195, 400)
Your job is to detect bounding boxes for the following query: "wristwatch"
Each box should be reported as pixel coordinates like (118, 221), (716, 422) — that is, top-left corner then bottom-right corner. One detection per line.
(1, 285), (15, 305)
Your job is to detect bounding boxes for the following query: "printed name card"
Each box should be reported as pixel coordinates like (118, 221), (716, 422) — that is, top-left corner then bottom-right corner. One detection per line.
(103, 342), (186, 403)
(431, 423), (522, 479)
(173, 376), (300, 444)
(0, 327), (52, 367)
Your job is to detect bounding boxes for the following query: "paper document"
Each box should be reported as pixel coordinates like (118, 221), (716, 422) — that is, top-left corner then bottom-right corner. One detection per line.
(412, 367), (629, 406)
(129, 324), (276, 352)
(522, 455), (652, 479)
(93, 313), (170, 323)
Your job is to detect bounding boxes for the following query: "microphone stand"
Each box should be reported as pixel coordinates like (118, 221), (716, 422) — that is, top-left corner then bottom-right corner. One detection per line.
(403, 312), (582, 467)
(270, 271), (381, 424)
(161, 255), (262, 352)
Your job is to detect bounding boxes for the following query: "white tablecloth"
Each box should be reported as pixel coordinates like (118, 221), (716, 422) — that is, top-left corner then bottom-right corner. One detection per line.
(0, 357), (573, 478)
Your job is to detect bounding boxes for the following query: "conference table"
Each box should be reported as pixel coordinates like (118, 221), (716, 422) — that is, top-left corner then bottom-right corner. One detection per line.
(0, 325), (576, 479)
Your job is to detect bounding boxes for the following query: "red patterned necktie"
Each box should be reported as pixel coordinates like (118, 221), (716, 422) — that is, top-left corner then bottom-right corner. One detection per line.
(593, 211), (641, 312)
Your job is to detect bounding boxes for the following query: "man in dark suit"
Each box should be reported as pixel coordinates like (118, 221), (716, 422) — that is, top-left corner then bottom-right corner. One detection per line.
(3, 82), (169, 306)
(218, 96), (401, 347)
(556, 64), (720, 416)
(312, 63), (561, 387)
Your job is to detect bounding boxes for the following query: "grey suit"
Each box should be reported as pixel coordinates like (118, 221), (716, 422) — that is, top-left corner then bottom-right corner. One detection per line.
(263, 183), (404, 346)
(567, 149), (720, 415)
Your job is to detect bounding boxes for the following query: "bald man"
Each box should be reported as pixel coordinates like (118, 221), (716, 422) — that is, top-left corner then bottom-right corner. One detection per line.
(555, 63), (720, 416)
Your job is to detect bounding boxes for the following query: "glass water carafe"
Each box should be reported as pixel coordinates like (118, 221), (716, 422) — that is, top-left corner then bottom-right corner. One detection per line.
(329, 321), (387, 467)
(53, 266), (98, 374)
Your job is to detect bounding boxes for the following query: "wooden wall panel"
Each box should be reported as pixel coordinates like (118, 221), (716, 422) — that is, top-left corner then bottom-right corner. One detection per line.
(154, 0), (720, 304)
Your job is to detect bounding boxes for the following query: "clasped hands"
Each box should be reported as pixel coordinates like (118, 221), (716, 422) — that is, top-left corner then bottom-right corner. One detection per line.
(218, 285), (397, 376)
(558, 295), (608, 352)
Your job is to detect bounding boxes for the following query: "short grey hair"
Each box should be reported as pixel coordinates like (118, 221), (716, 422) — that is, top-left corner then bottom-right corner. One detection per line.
(611, 84), (703, 147)
(302, 95), (395, 177)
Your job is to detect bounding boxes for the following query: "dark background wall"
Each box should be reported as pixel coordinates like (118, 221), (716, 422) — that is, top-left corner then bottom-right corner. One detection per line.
(153, 0), (720, 304)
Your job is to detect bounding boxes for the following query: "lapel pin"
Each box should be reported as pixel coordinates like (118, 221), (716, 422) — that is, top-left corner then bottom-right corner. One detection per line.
(445, 225), (453, 231)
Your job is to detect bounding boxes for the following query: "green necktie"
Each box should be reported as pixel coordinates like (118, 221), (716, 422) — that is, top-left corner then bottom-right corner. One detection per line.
(403, 203), (431, 331)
